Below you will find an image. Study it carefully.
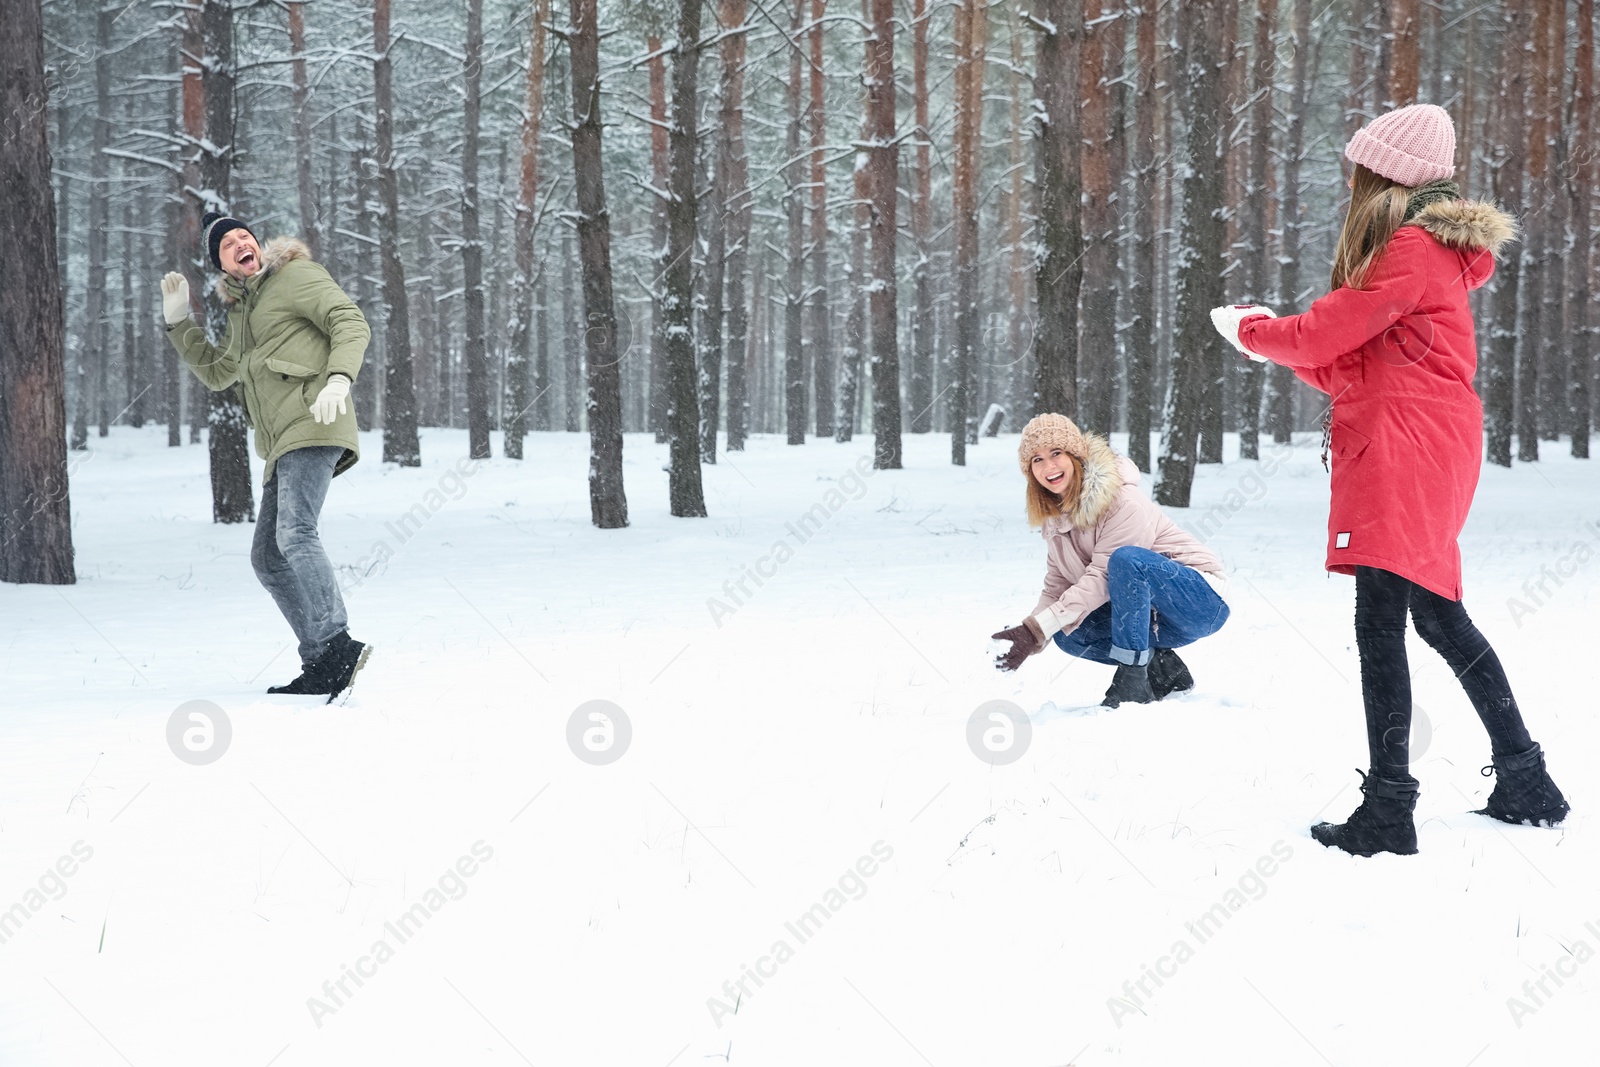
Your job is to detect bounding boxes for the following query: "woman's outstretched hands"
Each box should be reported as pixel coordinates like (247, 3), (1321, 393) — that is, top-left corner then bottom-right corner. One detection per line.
(992, 620), (1046, 672)
(160, 272), (191, 326)
(1209, 304), (1275, 362)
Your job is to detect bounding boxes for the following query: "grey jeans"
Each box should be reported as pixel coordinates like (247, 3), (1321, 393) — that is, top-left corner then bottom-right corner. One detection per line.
(251, 445), (348, 666)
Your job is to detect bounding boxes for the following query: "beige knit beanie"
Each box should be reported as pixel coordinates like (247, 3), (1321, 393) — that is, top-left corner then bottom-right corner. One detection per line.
(1017, 413), (1087, 474)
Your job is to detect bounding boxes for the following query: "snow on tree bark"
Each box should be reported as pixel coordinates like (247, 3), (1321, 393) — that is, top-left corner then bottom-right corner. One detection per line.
(374, 0), (419, 467)
(462, 0), (491, 460)
(288, 1), (320, 261)
(717, 0), (752, 453)
(1155, 0), (1228, 509)
(569, 0), (628, 528)
(808, 0), (834, 439)
(1030, 0), (1083, 423)
(197, 0), (253, 524)
(950, 0), (986, 465)
(864, 0), (902, 468)
(0, 0), (76, 585)
(1126, 0), (1158, 471)
(1568, 0), (1594, 459)
(661, 0), (707, 517)
(1237, 0), (1276, 462)
(784, 0), (808, 446)
(1485, 0), (1531, 469)
(1078, 0), (1116, 439)
(506, 0), (549, 462)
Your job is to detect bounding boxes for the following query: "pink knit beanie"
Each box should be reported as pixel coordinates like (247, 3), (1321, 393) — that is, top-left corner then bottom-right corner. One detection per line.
(1345, 103), (1456, 186)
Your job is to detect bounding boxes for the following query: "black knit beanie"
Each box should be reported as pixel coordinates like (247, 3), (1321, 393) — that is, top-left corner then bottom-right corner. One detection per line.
(201, 211), (255, 271)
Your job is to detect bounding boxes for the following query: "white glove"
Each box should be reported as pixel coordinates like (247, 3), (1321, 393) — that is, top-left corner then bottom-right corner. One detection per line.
(310, 375), (350, 424)
(1209, 304), (1276, 362)
(160, 272), (191, 326)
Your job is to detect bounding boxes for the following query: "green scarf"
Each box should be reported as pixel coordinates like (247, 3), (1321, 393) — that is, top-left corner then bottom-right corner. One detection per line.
(1402, 178), (1460, 223)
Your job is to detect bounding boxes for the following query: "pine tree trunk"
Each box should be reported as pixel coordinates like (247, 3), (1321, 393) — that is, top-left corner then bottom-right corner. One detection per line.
(663, 0), (707, 515)
(1127, 0), (1158, 471)
(198, 0), (254, 524)
(374, 0), (419, 465)
(1238, 0), (1276, 461)
(1005, 9), (1032, 432)
(1571, 0), (1594, 459)
(1271, 0), (1312, 445)
(121, 143), (139, 428)
(461, 0), (490, 458)
(838, 0), (870, 449)
(950, 0), (986, 464)
(648, 38), (670, 444)
(700, 44), (728, 463)
(570, 0), (628, 527)
(563, 231), (582, 432)
(534, 272), (551, 431)
(350, 120), (379, 433)
(1487, 1), (1531, 468)
(1537, 5), (1566, 444)
(1155, 0), (1228, 507)
(87, 0), (112, 440)
(1516, 0), (1551, 463)
(506, 0), (548, 460)
(1030, 0), (1082, 421)
(1078, 0), (1116, 437)
(808, 0), (834, 438)
(864, 0), (902, 467)
(1, 0), (76, 584)
(908, 0), (934, 434)
(1388, 0), (1420, 107)
(719, 0), (752, 452)
(784, 2), (807, 446)
(288, 1), (320, 259)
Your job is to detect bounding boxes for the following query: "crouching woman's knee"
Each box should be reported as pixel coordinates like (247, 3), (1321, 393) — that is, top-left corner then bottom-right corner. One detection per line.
(1108, 544), (1152, 579)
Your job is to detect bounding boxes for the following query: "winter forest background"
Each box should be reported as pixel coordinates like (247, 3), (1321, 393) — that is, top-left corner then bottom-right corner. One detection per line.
(6, 0), (1597, 581)
(5, 3), (1600, 1061)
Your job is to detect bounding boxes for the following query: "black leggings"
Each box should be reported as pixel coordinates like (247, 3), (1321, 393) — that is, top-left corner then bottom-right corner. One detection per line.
(1354, 566), (1533, 780)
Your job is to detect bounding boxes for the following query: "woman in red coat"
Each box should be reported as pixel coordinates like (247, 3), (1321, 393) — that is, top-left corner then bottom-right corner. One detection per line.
(1211, 103), (1568, 857)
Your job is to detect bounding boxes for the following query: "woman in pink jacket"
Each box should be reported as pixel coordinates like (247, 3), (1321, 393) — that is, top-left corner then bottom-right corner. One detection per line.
(992, 414), (1230, 709)
(1211, 104), (1568, 857)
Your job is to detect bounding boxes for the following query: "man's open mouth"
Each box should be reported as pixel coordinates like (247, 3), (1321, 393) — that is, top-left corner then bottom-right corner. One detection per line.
(237, 250), (257, 268)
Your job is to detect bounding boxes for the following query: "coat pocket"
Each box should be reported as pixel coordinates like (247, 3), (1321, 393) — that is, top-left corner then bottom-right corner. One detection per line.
(1331, 421), (1371, 460)
(264, 354), (321, 379)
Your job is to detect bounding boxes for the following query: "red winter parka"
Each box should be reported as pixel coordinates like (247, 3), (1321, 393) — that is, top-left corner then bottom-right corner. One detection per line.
(1238, 199), (1517, 599)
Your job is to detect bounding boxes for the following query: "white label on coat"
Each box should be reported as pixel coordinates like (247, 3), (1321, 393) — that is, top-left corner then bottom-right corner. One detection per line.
(1335, 532), (1351, 549)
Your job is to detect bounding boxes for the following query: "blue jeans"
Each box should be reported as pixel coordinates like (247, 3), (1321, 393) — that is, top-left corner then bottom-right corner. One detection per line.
(251, 445), (348, 666)
(1052, 546), (1230, 666)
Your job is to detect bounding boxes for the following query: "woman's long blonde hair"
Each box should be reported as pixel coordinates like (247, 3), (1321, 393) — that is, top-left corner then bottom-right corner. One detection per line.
(1024, 452), (1085, 529)
(1331, 162), (1412, 291)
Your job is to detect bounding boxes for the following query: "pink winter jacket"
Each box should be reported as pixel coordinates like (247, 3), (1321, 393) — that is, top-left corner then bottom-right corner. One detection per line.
(1030, 435), (1227, 640)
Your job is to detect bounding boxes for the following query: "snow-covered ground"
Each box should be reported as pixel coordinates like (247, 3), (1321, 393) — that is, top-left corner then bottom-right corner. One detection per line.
(1, 425), (1595, 1067)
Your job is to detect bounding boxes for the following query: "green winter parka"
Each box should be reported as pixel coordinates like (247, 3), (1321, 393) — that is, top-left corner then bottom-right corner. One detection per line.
(165, 236), (369, 484)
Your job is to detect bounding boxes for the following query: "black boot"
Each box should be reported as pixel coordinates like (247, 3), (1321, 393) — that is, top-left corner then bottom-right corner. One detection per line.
(1101, 663), (1156, 709)
(319, 631), (373, 705)
(267, 668), (335, 696)
(1311, 769), (1420, 856)
(1148, 648), (1195, 700)
(1475, 744), (1569, 827)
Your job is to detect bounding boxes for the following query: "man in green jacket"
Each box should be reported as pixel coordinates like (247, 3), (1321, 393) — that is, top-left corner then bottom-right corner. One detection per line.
(161, 212), (372, 702)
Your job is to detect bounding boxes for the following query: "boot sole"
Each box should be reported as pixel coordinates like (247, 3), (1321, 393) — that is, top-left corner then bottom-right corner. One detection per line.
(1309, 823), (1419, 857)
(1473, 804), (1569, 828)
(327, 643), (373, 706)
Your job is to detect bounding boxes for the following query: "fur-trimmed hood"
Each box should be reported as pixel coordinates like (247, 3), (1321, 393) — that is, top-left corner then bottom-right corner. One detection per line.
(1409, 199), (1518, 258)
(1047, 432), (1125, 531)
(216, 236), (314, 303)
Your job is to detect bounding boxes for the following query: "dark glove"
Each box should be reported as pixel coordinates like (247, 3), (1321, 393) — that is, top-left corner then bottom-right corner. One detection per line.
(991, 618), (1047, 672)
